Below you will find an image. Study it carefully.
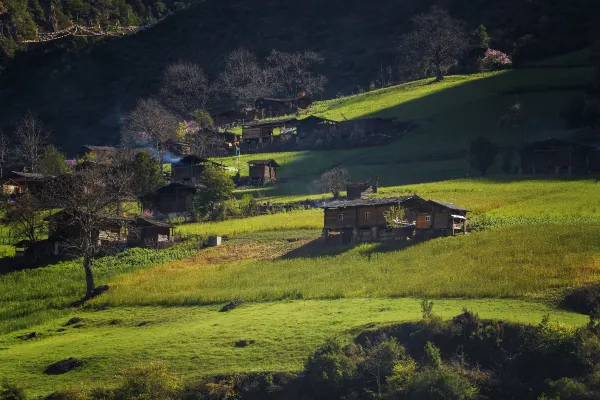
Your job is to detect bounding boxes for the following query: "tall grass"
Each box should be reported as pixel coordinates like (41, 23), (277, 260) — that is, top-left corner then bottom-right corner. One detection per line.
(177, 210), (322, 237)
(94, 223), (600, 307)
(0, 242), (198, 333)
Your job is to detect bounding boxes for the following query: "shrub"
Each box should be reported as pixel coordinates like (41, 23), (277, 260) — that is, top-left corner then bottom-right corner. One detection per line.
(385, 358), (419, 396)
(545, 377), (590, 400)
(0, 380), (26, 400)
(424, 342), (443, 370)
(113, 361), (183, 400)
(409, 367), (478, 400)
(304, 338), (359, 399)
(479, 49), (512, 71)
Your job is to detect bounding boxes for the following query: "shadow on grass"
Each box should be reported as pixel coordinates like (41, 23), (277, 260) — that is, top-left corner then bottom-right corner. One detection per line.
(280, 236), (424, 260)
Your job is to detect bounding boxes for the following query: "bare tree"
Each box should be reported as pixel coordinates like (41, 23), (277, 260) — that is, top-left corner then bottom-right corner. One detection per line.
(15, 112), (50, 173)
(188, 132), (227, 158)
(266, 50), (327, 98)
(159, 62), (212, 116)
(0, 130), (11, 178)
(3, 191), (47, 248)
(121, 98), (180, 173)
(218, 48), (274, 109)
(43, 164), (135, 300)
(315, 168), (349, 198)
(397, 7), (468, 81)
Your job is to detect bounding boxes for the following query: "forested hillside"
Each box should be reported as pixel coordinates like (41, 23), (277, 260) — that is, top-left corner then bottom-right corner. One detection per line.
(0, 0), (595, 153)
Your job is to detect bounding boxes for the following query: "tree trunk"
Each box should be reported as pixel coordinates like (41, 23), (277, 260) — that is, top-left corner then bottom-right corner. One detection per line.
(83, 255), (95, 299)
(434, 63), (444, 81)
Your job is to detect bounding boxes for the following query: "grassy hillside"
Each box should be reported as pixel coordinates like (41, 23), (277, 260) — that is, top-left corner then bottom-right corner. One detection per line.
(2, 178), (600, 395)
(0, 0), (594, 153)
(218, 50), (596, 197)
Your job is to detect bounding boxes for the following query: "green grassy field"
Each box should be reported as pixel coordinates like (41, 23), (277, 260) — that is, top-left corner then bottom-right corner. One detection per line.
(2, 50), (600, 396)
(0, 299), (587, 396)
(220, 49), (594, 196)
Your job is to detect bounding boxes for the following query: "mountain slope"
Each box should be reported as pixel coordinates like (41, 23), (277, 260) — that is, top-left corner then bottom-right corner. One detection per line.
(0, 0), (594, 153)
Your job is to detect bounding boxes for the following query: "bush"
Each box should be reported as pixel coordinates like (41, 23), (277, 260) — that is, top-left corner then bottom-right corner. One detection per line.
(113, 361), (183, 400)
(0, 380), (26, 400)
(545, 377), (590, 400)
(409, 367), (478, 400)
(385, 358), (419, 396)
(304, 338), (359, 399)
(479, 49), (512, 71)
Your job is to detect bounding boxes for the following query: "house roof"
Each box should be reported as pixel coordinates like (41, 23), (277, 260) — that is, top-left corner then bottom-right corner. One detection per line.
(248, 159), (280, 167)
(7, 171), (48, 180)
(242, 117), (297, 128)
(136, 217), (174, 228)
(80, 145), (119, 152)
(173, 155), (225, 167)
(321, 195), (423, 209)
(154, 182), (198, 194)
(427, 200), (470, 213)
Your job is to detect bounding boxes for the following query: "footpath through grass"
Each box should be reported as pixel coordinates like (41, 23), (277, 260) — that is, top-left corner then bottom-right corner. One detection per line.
(0, 298), (587, 396)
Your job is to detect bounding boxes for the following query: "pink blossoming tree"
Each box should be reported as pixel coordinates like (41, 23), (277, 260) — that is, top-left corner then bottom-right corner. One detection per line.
(480, 49), (512, 71)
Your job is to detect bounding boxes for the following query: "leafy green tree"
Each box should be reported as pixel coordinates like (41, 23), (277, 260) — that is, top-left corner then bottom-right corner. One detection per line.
(470, 24), (490, 56)
(385, 203), (407, 228)
(424, 342), (442, 369)
(409, 367), (478, 400)
(194, 164), (234, 219)
(40, 145), (70, 176)
(468, 137), (497, 176)
(131, 150), (165, 196)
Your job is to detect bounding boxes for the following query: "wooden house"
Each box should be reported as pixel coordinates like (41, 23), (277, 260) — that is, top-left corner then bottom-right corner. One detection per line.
(520, 139), (592, 174)
(78, 145), (120, 163)
(170, 155), (225, 184)
(1, 171), (50, 197)
(47, 210), (132, 255)
(255, 95), (312, 118)
(321, 195), (425, 243)
(410, 200), (470, 236)
(248, 159), (279, 185)
(141, 183), (197, 214)
(131, 217), (174, 248)
(241, 118), (295, 144)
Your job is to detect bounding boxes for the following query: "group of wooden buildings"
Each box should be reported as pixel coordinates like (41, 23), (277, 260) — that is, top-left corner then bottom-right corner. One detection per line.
(321, 182), (469, 244)
(237, 116), (409, 153)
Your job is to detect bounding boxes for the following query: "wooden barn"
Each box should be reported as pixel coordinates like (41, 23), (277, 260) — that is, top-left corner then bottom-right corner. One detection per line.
(47, 210), (132, 253)
(255, 95), (312, 118)
(520, 139), (592, 174)
(131, 217), (174, 248)
(170, 155), (225, 184)
(1, 171), (50, 197)
(241, 118), (296, 146)
(410, 200), (470, 236)
(346, 179), (379, 200)
(320, 195), (425, 243)
(248, 159), (279, 185)
(141, 183), (197, 214)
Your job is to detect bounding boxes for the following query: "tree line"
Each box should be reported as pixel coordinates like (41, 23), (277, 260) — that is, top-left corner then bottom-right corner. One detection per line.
(120, 47), (327, 162)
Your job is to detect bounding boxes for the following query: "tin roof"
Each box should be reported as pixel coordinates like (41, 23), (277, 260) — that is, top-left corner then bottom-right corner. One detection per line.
(428, 200), (470, 213)
(321, 195), (423, 209)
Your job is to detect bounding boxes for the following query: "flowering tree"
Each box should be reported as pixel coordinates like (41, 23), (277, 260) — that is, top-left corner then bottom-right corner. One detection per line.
(480, 49), (512, 71)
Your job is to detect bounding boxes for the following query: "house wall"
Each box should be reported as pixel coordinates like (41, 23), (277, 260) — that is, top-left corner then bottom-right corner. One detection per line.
(172, 164), (205, 183)
(157, 193), (194, 213)
(356, 205), (391, 227)
(324, 208), (357, 230)
(249, 165), (276, 181)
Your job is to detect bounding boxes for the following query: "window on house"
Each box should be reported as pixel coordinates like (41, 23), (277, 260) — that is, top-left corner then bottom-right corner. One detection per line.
(365, 212), (371, 219)
(338, 214), (344, 220)
(425, 215), (431, 222)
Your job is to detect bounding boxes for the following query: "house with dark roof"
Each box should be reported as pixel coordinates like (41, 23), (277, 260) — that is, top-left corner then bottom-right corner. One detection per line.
(248, 159), (279, 185)
(131, 217), (174, 248)
(320, 195), (425, 243)
(141, 183), (197, 214)
(170, 155), (226, 184)
(0, 171), (51, 197)
(409, 200), (470, 236)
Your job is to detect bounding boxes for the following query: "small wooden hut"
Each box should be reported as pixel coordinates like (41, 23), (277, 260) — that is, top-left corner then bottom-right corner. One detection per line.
(170, 155), (225, 184)
(247, 159), (279, 185)
(132, 217), (174, 248)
